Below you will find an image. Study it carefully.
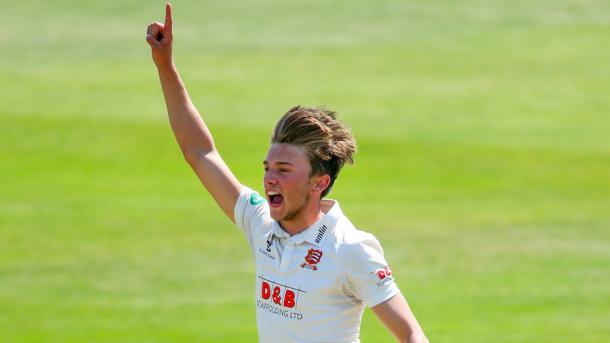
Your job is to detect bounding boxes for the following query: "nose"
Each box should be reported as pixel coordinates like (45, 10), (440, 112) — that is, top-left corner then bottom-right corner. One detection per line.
(264, 169), (278, 185)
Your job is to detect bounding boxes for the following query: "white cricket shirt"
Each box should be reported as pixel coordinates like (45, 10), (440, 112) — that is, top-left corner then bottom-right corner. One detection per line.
(234, 187), (400, 343)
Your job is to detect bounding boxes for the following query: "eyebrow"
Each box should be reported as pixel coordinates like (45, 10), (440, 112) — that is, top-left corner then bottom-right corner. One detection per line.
(263, 161), (294, 166)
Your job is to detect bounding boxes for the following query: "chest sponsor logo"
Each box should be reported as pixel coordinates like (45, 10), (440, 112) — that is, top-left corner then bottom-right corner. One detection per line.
(257, 275), (305, 320)
(373, 266), (394, 287)
(300, 248), (323, 271)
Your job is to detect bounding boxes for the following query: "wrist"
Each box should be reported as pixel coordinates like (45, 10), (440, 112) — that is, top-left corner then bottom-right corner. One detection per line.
(156, 60), (176, 73)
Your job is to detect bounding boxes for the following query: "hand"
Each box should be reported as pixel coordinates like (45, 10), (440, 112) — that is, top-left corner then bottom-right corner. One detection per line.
(146, 3), (173, 68)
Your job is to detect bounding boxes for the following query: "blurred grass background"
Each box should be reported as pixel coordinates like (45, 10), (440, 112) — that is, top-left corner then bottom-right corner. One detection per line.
(1, 0), (609, 342)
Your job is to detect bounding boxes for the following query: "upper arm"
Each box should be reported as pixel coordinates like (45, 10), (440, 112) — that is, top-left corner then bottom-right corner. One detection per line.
(371, 293), (428, 343)
(341, 234), (400, 307)
(185, 149), (242, 222)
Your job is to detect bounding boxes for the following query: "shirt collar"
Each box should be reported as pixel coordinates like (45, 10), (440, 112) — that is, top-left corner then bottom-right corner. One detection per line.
(271, 199), (343, 246)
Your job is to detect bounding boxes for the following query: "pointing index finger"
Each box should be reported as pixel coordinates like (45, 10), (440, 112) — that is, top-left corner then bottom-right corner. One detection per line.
(164, 3), (173, 33)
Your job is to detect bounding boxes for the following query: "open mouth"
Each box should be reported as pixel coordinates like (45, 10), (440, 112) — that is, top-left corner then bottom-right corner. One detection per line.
(267, 191), (283, 208)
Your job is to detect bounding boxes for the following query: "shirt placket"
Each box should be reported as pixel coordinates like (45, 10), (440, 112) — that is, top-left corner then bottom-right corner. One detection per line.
(279, 240), (296, 272)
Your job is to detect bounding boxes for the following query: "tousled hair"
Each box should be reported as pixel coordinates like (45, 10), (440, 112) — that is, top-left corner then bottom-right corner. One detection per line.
(271, 106), (357, 198)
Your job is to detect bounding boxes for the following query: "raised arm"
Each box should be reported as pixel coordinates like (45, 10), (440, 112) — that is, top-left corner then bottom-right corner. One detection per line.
(146, 3), (241, 221)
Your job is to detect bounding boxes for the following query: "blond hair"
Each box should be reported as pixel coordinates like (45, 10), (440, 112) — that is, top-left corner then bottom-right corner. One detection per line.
(271, 106), (357, 197)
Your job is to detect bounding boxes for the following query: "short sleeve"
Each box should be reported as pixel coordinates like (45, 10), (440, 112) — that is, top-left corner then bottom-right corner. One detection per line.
(234, 186), (271, 249)
(341, 233), (400, 307)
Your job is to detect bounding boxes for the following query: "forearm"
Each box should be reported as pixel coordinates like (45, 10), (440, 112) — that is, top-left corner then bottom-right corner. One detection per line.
(373, 294), (428, 343)
(157, 63), (215, 159)
(404, 332), (429, 343)
(392, 326), (428, 343)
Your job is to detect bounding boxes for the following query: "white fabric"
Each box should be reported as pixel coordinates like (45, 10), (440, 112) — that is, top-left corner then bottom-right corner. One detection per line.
(234, 186), (400, 343)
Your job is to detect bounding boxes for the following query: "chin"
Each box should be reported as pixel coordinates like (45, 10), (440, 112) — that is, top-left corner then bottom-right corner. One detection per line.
(269, 208), (283, 221)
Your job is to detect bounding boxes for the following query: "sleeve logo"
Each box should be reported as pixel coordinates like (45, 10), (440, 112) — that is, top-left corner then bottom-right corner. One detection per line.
(249, 192), (266, 205)
(372, 266), (394, 287)
(375, 266), (392, 280)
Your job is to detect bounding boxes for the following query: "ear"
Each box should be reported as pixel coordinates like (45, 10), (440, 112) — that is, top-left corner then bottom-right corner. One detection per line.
(311, 174), (331, 194)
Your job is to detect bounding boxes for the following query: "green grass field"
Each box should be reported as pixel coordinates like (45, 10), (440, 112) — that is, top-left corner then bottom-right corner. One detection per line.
(2, 0), (609, 342)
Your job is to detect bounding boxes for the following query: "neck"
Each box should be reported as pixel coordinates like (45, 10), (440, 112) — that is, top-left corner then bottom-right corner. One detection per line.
(279, 200), (325, 236)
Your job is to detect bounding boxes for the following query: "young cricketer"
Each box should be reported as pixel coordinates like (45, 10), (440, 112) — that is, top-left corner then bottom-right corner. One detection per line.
(147, 4), (428, 342)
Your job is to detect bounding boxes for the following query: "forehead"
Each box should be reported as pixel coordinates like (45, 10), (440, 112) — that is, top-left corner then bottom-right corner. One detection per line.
(264, 143), (310, 166)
